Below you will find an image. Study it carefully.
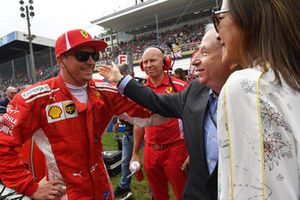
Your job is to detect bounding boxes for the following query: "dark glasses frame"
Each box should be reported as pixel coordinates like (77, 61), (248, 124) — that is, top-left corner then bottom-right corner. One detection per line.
(212, 9), (231, 32)
(68, 51), (100, 62)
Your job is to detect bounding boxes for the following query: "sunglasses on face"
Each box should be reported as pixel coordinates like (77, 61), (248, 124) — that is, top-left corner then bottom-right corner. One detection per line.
(212, 9), (231, 32)
(70, 51), (100, 62)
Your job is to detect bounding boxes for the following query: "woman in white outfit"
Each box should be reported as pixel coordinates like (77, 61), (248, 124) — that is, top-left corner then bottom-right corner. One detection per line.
(213, 0), (300, 199)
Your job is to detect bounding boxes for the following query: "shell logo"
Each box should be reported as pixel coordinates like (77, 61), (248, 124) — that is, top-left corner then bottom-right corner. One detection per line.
(48, 106), (62, 119)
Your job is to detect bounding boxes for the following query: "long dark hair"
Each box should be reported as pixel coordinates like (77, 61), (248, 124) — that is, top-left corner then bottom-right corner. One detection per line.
(229, 0), (300, 92)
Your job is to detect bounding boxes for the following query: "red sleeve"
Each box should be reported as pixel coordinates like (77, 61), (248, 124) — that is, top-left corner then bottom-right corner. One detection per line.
(94, 80), (151, 118)
(110, 91), (151, 118)
(0, 94), (39, 196)
(171, 77), (188, 92)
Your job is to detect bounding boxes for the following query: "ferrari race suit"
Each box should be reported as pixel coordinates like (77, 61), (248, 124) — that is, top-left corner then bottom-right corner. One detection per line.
(0, 74), (150, 200)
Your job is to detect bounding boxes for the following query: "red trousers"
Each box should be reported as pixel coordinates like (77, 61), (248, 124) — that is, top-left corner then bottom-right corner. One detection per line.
(144, 140), (188, 200)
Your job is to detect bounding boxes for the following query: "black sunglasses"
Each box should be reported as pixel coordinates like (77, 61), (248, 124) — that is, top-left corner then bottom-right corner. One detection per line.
(212, 9), (231, 32)
(70, 51), (100, 62)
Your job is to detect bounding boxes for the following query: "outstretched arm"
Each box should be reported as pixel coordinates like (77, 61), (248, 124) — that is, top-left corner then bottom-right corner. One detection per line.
(98, 62), (123, 84)
(99, 63), (187, 119)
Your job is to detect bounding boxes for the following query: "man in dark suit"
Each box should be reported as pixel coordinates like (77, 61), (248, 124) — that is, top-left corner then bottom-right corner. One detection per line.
(99, 23), (240, 200)
(0, 86), (17, 114)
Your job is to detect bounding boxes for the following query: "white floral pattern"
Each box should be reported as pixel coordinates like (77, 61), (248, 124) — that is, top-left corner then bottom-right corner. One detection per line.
(218, 68), (300, 200)
(263, 131), (291, 171)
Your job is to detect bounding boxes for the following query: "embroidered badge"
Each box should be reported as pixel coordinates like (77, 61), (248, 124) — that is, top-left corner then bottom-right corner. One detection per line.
(64, 102), (76, 115)
(6, 105), (20, 114)
(94, 90), (101, 98)
(165, 87), (173, 94)
(48, 106), (63, 119)
(0, 124), (13, 136)
(63, 100), (78, 119)
(2, 113), (17, 125)
(0, 112), (17, 136)
(80, 30), (89, 39)
(21, 84), (51, 100)
(46, 100), (78, 123)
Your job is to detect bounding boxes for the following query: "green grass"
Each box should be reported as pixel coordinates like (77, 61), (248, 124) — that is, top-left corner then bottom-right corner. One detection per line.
(102, 132), (154, 200)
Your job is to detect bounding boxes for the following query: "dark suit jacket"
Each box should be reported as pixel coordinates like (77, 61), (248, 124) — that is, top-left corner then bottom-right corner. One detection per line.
(123, 79), (217, 200)
(0, 98), (9, 114)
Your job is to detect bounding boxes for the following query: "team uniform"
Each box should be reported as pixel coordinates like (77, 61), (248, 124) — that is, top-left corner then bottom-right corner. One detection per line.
(143, 73), (188, 200)
(0, 74), (150, 200)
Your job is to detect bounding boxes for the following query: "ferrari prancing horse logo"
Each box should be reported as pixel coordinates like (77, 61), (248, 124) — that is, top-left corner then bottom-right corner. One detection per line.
(80, 30), (89, 39)
(165, 87), (173, 94)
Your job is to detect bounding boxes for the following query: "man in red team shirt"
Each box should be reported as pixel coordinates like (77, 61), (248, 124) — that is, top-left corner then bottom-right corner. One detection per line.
(131, 46), (189, 200)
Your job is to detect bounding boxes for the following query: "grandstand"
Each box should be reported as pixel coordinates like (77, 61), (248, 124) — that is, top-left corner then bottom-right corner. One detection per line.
(0, 31), (57, 96)
(91, 0), (220, 77)
(0, 0), (220, 97)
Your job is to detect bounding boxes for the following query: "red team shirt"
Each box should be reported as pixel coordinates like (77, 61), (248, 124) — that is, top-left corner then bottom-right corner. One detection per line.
(144, 73), (188, 145)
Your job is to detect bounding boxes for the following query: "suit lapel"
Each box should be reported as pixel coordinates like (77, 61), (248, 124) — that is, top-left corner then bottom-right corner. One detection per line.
(190, 90), (209, 162)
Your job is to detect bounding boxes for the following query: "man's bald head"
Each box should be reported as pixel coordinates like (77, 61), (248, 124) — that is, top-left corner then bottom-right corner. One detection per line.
(141, 47), (165, 80)
(142, 47), (164, 60)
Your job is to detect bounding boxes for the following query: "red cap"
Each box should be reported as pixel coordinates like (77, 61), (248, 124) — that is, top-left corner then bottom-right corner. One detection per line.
(55, 29), (107, 58)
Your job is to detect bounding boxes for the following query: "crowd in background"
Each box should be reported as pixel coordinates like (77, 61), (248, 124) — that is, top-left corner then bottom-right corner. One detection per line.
(0, 21), (205, 98)
(0, 65), (58, 99)
(99, 21), (204, 62)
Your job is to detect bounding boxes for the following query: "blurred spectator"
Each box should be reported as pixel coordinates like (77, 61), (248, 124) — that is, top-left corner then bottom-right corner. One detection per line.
(114, 64), (136, 198)
(174, 68), (187, 82)
(0, 86), (17, 114)
(0, 65), (58, 96)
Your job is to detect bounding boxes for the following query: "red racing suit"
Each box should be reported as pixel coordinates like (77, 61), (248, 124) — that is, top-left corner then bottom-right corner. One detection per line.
(0, 74), (150, 200)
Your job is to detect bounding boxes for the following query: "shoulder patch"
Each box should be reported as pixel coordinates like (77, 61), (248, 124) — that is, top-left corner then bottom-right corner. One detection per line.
(21, 84), (51, 100)
(95, 82), (117, 90)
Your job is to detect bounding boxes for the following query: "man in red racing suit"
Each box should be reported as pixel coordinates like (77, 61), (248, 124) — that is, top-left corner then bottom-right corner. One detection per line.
(0, 29), (151, 200)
